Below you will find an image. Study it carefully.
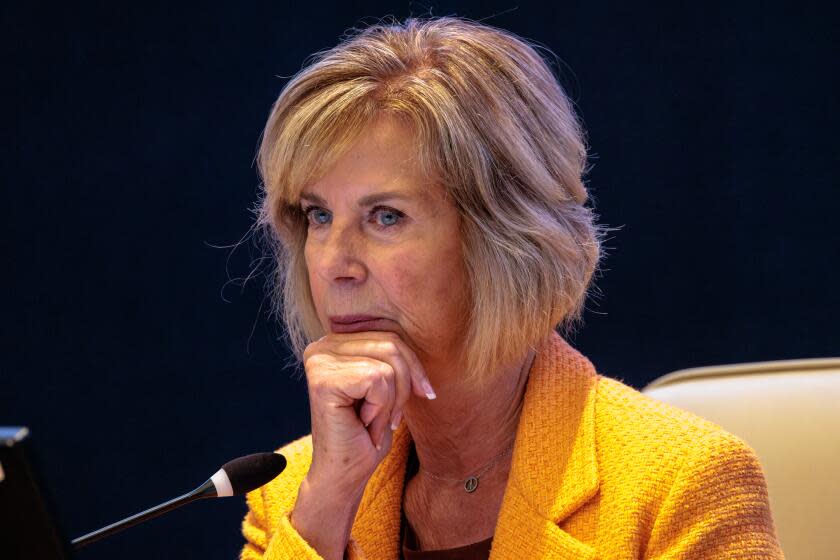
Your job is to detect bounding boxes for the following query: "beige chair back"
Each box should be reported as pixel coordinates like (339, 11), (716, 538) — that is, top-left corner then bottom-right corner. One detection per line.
(642, 358), (840, 559)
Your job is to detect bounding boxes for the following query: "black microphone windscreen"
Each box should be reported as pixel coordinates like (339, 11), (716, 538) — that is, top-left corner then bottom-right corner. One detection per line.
(222, 452), (287, 496)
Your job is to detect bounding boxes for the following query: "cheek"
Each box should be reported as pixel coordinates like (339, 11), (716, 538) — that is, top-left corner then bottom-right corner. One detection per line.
(384, 243), (468, 322)
(303, 244), (325, 307)
(383, 254), (425, 302)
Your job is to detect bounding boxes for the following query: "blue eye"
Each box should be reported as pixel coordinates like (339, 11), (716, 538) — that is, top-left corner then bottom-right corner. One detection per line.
(373, 207), (404, 228)
(301, 205), (405, 231)
(302, 206), (331, 226)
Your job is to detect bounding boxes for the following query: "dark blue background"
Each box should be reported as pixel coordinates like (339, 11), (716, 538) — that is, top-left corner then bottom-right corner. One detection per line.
(3, 2), (837, 558)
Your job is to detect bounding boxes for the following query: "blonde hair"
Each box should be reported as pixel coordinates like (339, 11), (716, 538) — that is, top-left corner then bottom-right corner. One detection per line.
(255, 16), (607, 383)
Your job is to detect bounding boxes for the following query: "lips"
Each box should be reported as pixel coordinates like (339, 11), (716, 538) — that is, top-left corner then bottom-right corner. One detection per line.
(328, 315), (387, 334)
(329, 314), (381, 324)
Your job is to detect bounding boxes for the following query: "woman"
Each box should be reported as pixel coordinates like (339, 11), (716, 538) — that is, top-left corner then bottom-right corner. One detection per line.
(240, 16), (783, 559)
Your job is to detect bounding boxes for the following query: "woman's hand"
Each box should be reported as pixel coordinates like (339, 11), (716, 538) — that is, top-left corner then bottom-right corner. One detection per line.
(302, 330), (435, 490)
(289, 330), (435, 559)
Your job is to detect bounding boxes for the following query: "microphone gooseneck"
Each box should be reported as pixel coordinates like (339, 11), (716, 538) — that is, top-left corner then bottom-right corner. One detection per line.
(71, 451), (287, 550)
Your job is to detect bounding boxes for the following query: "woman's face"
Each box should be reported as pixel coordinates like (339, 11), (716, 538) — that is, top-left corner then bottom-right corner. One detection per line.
(301, 116), (470, 370)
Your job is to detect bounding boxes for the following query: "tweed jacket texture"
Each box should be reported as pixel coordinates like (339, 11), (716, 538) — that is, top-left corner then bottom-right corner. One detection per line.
(240, 332), (783, 559)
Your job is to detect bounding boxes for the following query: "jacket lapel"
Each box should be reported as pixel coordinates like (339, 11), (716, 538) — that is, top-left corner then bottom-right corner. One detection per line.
(348, 422), (412, 560)
(348, 331), (601, 560)
(490, 331), (600, 559)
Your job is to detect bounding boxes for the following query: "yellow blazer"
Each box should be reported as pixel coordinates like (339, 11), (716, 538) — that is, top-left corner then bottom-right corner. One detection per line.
(240, 332), (784, 559)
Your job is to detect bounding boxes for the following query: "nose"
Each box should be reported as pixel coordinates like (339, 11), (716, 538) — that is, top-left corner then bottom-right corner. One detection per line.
(309, 222), (368, 286)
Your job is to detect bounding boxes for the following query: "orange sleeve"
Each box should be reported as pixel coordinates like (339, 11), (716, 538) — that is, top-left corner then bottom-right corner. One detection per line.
(644, 432), (784, 559)
(239, 486), (327, 560)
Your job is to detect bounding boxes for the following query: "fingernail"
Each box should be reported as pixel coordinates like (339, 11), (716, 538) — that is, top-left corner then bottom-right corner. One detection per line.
(421, 380), (437, 400)
(390, 411), (402, 431)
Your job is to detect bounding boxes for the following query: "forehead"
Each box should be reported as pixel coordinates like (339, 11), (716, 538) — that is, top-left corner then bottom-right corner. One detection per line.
(299, 117), (443, 207)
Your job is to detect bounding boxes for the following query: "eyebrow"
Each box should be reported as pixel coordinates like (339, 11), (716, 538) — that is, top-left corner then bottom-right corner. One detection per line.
(299, 190), (415, 207)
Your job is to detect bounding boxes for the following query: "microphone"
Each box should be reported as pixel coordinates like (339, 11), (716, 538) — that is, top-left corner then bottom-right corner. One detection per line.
(72, 451), (287, 550)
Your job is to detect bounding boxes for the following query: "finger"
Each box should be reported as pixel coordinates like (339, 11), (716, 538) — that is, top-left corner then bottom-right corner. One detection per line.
(374, 419), (395, 457)
(326, 333), (436, 401)
(315, 336), (416, 429)
(341, 348), (405, 432)
(393, 341), (435, 400)
(369, 406), (391, 450)
(389, 409), (403, 431)
(386, 348), (410, 428)
(358, 399), (381, 427)
(357, 362), (395, 446)
(325, 357), (392, 404)
(378, 366), (396, 448)
(385, 335), (435, 400)
(359, 370), (394, 450)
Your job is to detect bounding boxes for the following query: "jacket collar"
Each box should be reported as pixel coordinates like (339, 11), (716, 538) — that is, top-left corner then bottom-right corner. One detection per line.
(348, 331), (601, 559)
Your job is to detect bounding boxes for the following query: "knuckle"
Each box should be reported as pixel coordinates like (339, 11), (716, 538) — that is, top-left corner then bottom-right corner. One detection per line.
(302, 353), (324, 373)
(308, 378), (329, 397)
(376, 331), (400, 345)
(368, 372), (390, 394)
(369, 339), (398, 357)
(303, 338), (323, 360)
(372, 362), (393, 379)
(379, 330), (399, 340)
(303, 340), (326, 361)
